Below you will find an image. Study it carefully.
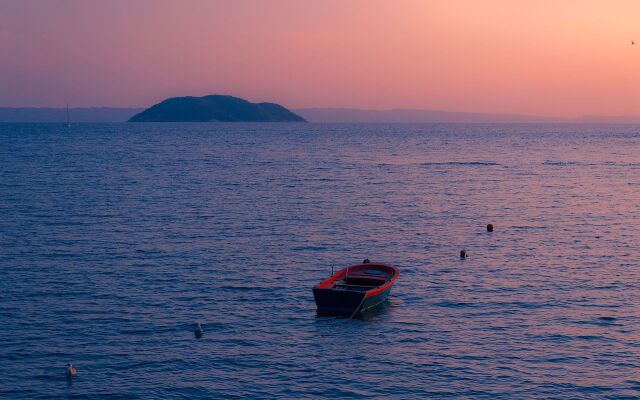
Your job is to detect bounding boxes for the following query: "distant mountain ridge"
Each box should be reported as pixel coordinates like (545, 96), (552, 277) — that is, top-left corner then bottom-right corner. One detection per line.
(129, 95), (305, 122)
(294, 108), (564, 123)
(294, 108), (640, 124)
(574, 115), (640, 124)
(0, 107), (142, 122)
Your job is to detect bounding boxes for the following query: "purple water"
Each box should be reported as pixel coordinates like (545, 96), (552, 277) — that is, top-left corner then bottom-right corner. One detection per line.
(1, 122), (639, 399)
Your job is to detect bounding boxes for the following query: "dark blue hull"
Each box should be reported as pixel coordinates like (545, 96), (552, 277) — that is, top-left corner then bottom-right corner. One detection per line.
(361, 287), (391, 312)
(313, 286), (392, 316)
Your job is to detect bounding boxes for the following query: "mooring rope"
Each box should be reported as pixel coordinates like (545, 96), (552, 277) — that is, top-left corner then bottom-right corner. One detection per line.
(316, 265), (366, 322)
(316, 294), (366, 323)
(348, 294), (366, 320)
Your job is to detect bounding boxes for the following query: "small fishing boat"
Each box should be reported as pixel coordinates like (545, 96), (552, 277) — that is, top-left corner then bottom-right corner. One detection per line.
(313, 262), (399, 316)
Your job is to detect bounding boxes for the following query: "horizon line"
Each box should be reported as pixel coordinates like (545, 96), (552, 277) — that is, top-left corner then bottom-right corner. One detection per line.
(3, 105), (640, 121)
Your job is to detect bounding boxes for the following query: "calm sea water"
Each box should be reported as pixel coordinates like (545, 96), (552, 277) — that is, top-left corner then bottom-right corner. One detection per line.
(1, 122), (640, 399)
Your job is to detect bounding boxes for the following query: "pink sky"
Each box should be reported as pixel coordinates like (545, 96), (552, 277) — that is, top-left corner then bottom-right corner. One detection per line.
(1, 0), (640, 117)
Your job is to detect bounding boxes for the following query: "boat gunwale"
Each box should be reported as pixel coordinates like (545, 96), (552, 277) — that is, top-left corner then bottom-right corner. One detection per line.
(314, 263), (399, 299)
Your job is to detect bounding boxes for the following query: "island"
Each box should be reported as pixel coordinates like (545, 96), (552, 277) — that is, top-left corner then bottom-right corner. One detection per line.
(128, 95), (306, 122)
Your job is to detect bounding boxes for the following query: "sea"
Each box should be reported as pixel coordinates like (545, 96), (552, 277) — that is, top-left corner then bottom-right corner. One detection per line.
(1, 122), (639, 399)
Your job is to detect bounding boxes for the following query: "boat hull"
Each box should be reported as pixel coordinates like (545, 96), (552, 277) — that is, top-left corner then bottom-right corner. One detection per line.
(361, 286), (392, 312)
(313, 282), (394, 316)
(313, 287), (366, 316)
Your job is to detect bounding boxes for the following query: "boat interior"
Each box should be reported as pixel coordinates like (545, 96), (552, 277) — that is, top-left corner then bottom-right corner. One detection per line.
(331, 272), (390, 292)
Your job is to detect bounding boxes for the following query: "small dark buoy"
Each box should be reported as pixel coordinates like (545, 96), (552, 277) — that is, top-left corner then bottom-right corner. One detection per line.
(194, 322), (204, 339)
(66, 363), (77, 378)
(486, 223), (494, 232)
(363, 258), (371, 264)
(460, 250), (467, 259)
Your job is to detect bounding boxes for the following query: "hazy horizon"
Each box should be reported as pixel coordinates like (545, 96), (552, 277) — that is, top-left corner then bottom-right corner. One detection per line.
(6, 103), (640, 124)
(2, 1), (640, 117)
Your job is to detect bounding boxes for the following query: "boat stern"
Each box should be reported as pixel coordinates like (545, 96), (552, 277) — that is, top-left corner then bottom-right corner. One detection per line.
(313, 287), (366, 316)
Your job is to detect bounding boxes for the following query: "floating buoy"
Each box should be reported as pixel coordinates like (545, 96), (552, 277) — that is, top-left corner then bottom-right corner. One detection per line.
(194, 322), (204, 339)
(362, 258), (371, 264)
(66, 363), (77, 378)
(460, 250), (467, 259)
(486, 223), (494, 232)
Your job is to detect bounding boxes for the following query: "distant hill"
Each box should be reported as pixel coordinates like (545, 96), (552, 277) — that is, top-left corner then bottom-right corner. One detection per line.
(129, 95), (305, 122)
(574, 115), (640, 124)
(0, 107), (142, 122)
(294, 108), (565, 123)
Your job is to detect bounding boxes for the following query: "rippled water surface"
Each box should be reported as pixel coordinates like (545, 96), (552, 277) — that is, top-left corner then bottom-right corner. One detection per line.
(1, 123), (640, 399)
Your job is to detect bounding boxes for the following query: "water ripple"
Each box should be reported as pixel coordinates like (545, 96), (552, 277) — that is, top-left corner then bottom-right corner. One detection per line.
(1, 123), (640, 399)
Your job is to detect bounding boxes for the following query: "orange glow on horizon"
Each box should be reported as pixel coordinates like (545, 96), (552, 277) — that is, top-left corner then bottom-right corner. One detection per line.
(1, 0), (640, 117)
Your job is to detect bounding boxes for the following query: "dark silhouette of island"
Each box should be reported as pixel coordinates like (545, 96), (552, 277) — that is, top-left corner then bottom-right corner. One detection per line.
(128, 95), (305, 122)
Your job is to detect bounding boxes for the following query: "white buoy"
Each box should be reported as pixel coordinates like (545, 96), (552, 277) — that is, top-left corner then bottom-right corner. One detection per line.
(66, 363), (77, 378)
(195, 322), (204, 339)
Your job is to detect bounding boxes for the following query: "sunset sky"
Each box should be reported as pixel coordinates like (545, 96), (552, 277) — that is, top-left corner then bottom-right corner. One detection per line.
(1, 0), (640, 117)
